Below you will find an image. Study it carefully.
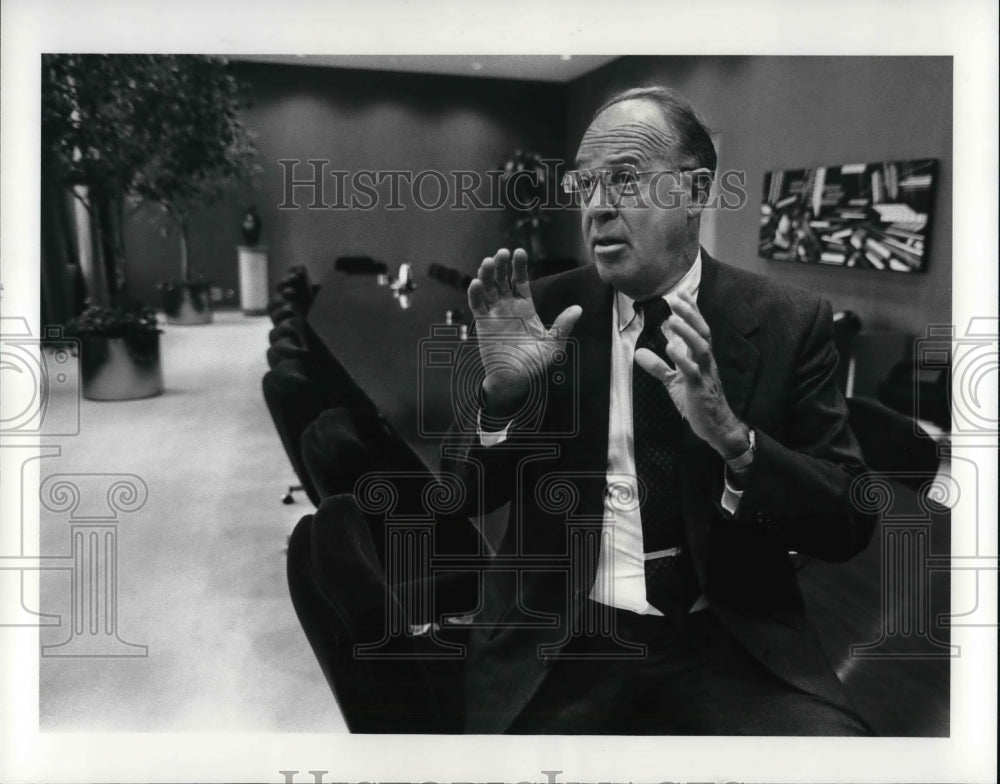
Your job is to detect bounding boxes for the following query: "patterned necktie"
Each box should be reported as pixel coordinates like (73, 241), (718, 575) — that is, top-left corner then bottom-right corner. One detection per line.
(632, 298), (700, 619)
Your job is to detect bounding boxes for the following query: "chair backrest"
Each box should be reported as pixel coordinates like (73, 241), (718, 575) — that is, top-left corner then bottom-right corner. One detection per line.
(300, 406), (486, 617)
(299, 407), (373, 501)
(262, 360), (331, 506)
(286, 497), (463, 733)
(878, 357), (951, 430)
(275, 264), (319, 314)
(832, 310), (862, 396)
(846, 395), (940, 494)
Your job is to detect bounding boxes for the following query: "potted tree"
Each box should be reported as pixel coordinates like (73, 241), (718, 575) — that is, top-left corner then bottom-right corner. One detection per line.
(42, 54), (167, 400)
(41, 54), (259, 400)
(133, 56), (259, 324)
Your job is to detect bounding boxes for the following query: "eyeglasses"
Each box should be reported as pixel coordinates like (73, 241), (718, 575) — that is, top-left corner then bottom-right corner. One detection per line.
(560, 164), (691, 206)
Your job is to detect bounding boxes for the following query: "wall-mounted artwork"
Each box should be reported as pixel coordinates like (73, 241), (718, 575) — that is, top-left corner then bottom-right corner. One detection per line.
(759, 159), (936, 272)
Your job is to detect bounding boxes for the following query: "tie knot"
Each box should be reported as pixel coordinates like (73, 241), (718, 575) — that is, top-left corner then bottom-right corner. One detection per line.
(635, 297), (671, 330)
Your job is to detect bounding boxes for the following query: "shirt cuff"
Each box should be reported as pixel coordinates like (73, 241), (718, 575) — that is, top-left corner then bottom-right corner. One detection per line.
(477, 409), (511, 446)
(720, 470), (744, 516)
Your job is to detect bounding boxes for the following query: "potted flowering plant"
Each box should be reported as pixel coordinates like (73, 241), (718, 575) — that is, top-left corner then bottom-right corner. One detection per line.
(67, 301), (164, 400)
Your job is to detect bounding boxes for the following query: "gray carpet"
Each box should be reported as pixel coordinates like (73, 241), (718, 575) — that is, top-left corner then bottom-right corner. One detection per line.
(38, 310), (345, 731)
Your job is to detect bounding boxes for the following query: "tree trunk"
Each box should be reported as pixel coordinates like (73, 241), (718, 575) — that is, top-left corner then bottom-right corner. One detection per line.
(179, 219), (190, 282)
(73, 186), (126, 308)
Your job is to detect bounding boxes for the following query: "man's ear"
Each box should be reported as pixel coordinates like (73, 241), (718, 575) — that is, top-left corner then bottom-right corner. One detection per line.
(687, 168), (714, 217)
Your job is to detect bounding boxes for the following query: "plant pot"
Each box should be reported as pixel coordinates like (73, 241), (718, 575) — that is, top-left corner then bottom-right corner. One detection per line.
(162, 281), (213, 325)
(80, 333), (164, 401)
(237, 245), (269, 315)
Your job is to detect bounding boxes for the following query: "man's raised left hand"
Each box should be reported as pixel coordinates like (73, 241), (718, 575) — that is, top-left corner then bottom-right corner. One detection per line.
(634, 288), (750, 460)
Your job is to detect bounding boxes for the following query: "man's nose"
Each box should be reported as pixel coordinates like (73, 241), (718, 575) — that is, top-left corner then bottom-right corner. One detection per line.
(582, 180), (618, 219)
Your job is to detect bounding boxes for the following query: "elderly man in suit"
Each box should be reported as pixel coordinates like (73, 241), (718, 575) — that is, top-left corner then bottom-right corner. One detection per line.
(442, 86), (876, 735)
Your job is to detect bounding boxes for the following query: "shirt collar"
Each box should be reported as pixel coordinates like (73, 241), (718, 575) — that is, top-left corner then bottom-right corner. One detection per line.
(616, 250), (702, 333)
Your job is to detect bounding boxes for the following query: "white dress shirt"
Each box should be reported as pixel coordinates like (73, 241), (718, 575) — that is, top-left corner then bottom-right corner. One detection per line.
(480, 251), (744, 615)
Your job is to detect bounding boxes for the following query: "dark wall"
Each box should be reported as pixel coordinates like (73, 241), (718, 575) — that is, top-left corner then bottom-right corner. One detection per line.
(120, 56), (952, 343)
(123, 63), (569, 305)
(563, 56), (953, 336)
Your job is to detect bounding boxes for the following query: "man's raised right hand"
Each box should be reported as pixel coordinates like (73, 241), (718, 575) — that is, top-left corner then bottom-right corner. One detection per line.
(468, 248), (582, 421)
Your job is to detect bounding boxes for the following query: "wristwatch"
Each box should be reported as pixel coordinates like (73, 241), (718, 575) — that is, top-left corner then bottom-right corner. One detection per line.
(726, 428), (756, 472)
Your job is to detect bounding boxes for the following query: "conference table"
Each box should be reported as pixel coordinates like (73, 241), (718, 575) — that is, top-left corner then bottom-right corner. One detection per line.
(308, 265), (516, 548)
(308, 268), (475, 474)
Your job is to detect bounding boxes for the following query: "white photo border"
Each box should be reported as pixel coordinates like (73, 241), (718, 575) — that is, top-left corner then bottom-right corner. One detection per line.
(1, 1), (996, 782)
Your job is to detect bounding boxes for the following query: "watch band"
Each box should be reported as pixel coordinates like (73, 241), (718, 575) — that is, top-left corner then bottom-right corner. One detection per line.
(726, 428), (756, 472)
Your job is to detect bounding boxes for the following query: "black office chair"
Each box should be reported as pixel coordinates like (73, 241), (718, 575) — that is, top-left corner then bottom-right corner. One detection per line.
(266, 318), (312, 370)
(335, 256), (388, 275)
(846, 396), (941, 495)
(267, 299), (299, 325)
(264, 266), (334, 500)
(878, 359), (951, 430)
(832, 310), (862, 396)
(275, 264), (321, 316)
(299, 407), (372, 500)
(262, 359), (331, 507)
(287, 495), (465, 733)
(300, 406), (486, 621)
(799, 397), (950, 735)
(264, 281), (379, 501)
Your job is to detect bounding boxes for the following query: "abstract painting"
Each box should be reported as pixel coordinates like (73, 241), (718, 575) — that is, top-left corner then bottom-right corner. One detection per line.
(759, 159), (936, 272)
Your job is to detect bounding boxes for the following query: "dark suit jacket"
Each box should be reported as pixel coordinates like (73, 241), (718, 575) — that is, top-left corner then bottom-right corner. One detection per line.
(442, 251), (877, 733)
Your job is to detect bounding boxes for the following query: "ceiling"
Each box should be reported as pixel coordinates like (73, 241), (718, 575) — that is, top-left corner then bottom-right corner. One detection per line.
(231, 54), (619, 83)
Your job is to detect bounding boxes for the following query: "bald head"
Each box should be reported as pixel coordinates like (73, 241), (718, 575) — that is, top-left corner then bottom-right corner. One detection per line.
(594, 86), (717, 173)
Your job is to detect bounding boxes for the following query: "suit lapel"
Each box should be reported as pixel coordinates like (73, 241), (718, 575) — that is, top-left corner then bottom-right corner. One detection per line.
(560, 268), (615, 522)
(696, 251), (760, 418)
(681, 251), (761, 585)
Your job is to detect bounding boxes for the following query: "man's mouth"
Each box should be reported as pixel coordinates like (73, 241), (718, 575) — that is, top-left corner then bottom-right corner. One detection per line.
(593, 237), (628, 254)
